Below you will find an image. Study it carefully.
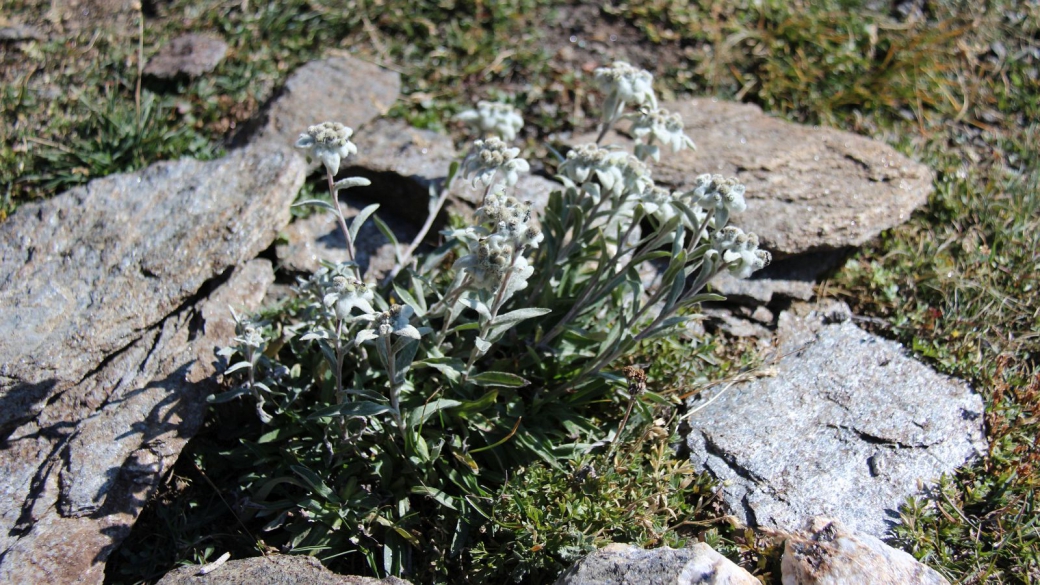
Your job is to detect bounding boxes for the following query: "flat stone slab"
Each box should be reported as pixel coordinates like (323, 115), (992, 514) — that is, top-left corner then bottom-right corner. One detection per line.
(579, 98), (933, 259)
(685, 300), (986, 537)
(157, 553), (412, 585)
(248, 55), (400, 156)
(145, 33), (228, 78)
(0, 259), (276, 584)
(0, 144), (303, 582)
(556, 543), (758, 585)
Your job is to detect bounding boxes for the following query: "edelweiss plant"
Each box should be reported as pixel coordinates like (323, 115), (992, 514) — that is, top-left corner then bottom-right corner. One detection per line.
(214, 62), (769, 581)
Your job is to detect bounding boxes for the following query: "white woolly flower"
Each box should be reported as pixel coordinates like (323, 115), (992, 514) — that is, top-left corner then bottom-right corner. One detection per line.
(377, 304), (421, 340)
(594, 61), (657, 117)
(558, 144), (651, 204)
(461, 137), (530, 187)
(295, 122), (357, 175)
(326, 276), (375, 319)
(456, 101), (525, 141)
(706, 226), (771, 279)
(628, 106), (695, 162)
(638, 186), (682, 225)
(686, 174), (747, 226)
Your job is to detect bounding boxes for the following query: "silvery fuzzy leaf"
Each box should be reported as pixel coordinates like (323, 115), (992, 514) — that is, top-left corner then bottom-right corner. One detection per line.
(355, 329), (379, 345)
(292, 199), (339, 213)
(461, 295), (492, 321)
(334, 176), (372, 191)
(224, 361), (253, 375)
(395, 324), (422, 339)
(473, 336), (491, 357)
(349, 203), (380, 244)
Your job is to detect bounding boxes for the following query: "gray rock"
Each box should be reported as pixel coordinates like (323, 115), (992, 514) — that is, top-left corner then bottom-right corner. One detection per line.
(556, 543), (758, 585)
(782, 517), (950, 585)
(0, 259), (277, 584)
(702, 307), (772, 339)
(248, 55), (400, 156)
(685, 300), (986, 537)
(144, 33), (229, 78)
(577, 98), (933, 259)
(0, 143), (302, 582)
(0, 143), (303, 431)
(710, 272), (814, 306)
(157, 553), (412, 585)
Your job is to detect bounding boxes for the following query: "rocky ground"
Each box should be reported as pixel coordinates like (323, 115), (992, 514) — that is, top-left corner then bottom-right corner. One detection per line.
(0, 49), (983, 584)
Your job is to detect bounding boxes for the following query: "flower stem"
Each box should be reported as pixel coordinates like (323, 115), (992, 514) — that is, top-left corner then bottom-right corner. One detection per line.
(327, 168), (360, 279)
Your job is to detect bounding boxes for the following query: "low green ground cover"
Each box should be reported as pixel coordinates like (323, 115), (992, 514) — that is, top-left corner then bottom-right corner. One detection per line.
(3, 0), (1037, 583)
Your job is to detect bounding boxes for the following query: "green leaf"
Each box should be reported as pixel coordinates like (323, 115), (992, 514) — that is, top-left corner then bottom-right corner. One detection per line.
(291, 199), (338, 213)
(223, 360), (253, 375)
(469, 371), (529, 388)
(206, 386), (251, 404)
(349, 203), (380, 245)
(291, 465), (338, 503)
(457, 389), (499, 413)
(491, 307), (551, 328)
(393, 285), (424, 318)
(409, 398), (463, 427)
(411, 485), (458, 510)
(306, 400), (392, 421)
(371, 214), (401, 256)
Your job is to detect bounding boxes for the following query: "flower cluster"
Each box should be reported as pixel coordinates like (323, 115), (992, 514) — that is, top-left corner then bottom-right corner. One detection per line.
(376, 304), (421, 340)
(304, 264), (376, 321)
(688, 173), (747, 226)
(594, 61), (657, 118)
(628, 106), (695, 162)
(453, 192), (540, 296)
(558, 144), (652, 204)
(708, 226), (771, 279)
(455, 101), (525, 141)
(460, 137), (531, 187)
(294, 121), (357, 175)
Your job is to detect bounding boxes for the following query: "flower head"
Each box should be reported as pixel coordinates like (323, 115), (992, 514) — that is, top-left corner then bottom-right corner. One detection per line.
(376, 304), (421, 339)
(706, 226), (771, 279)
(594, 61), (657, 115)
(686, 174), (747, 226)
(628, 106), (695, 162)
(295, 122), (357, 175)
(460, 137), (530, 187)
(323, 274), (375, 319)
(456, 101), (524, 141)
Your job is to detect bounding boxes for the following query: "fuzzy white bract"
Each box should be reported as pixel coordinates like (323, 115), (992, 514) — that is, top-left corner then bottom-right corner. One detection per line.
(707, 226), (771, 279)
(460, 137), (531, 187)
(295, 122), (358, 175)
(456, 101), (525, 141)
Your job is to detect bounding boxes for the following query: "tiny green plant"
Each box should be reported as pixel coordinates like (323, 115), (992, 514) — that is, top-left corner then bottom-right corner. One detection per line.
(213, 61), (769, 581)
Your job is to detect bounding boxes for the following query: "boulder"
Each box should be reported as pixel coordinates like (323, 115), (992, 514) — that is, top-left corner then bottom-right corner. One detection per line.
(782, 518), (950, 585)
(574, 98), (933, 261)
(145, 33), (229, 79)
(0, 144), (303, 583)
(246, 55), (401, 156)
(156, 553), (412, 585)
(685, 300), (986, 537)
(555, 543), (759, 585)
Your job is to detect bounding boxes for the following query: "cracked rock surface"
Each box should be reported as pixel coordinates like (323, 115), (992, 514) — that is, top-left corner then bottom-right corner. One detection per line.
(555, 543), (759, 585)
(685, 300), (986, 537)
(157, 554), (412, 585)
(582, 98), (933, 260)
(0, 143), (302, 583)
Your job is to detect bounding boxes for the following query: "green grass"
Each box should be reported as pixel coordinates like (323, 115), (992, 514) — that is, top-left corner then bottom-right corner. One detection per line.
(4, 0), (1039, 583)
